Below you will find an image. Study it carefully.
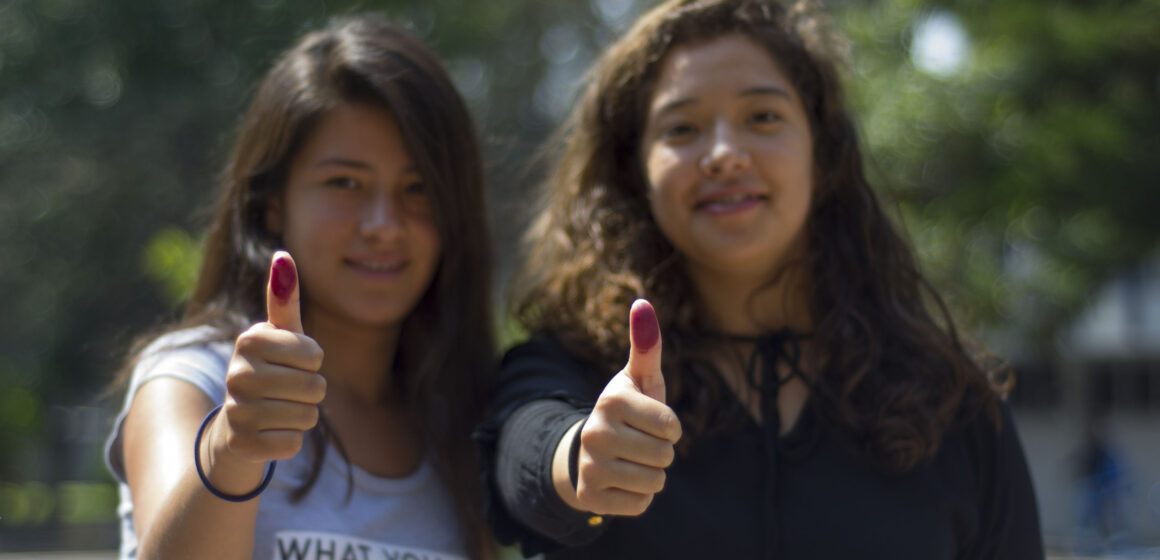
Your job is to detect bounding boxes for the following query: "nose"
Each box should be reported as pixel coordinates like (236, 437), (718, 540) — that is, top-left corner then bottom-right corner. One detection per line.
(699, 120), (751, 177)
(360, 190), (401, 239)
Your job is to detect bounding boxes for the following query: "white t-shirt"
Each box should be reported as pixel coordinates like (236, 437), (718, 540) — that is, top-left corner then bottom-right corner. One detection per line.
(104, 327), (469, 560)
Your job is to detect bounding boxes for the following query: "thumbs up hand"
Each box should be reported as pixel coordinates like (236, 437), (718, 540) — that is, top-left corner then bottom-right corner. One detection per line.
(573, 299), (682, 516)
(207, 251), (327, 473)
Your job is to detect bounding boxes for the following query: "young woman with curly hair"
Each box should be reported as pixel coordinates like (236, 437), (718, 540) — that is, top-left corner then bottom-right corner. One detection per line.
(478, 0), (1043, 558)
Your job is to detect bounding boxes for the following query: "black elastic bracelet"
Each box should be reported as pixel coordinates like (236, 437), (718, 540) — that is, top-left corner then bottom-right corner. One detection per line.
(568, 416), (588, 491)
(194, 404), (277, 502)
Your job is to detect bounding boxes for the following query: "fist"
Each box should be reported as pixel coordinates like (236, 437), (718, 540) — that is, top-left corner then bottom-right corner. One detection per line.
(574, 299), (682, 516)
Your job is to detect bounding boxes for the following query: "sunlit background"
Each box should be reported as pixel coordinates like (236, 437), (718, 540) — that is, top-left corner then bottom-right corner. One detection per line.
(1, 0), (1158, 557)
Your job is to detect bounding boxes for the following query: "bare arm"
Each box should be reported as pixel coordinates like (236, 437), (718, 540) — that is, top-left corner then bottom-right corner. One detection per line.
(122, 378), (268, 559)
(123, 252), (324, 559)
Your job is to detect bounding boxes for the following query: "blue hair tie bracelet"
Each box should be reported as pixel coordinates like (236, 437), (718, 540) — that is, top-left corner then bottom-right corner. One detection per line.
(194, 404), (277, 502)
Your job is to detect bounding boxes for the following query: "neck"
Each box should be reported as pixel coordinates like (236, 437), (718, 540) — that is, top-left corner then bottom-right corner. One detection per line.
(688, 264), (811, 336)
(303, 311), (399, 403)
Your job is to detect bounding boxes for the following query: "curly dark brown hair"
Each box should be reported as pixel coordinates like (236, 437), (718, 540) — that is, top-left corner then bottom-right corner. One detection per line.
(511, 0), (1007, 472)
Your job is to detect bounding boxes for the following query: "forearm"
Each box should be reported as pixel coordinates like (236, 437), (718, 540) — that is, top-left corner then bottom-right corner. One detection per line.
(493, 399), (604, 546)
(138, 463), (263, 560)
(128, 392), (270, 560)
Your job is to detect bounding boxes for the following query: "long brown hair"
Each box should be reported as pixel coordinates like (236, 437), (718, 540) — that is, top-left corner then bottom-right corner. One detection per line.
(512, 0), (1004, 472)
(119, 15), (495, 558)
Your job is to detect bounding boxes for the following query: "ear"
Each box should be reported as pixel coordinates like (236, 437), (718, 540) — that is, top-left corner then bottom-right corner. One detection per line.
(265, 195), (285, 235)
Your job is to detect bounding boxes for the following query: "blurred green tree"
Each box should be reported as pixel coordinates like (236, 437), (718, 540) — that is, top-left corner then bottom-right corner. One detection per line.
(840, 0), (1160, 356)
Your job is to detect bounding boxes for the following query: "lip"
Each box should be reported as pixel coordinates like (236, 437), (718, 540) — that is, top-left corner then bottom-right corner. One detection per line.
(693, 186), (768, 215)
(345, 256), (408, 277)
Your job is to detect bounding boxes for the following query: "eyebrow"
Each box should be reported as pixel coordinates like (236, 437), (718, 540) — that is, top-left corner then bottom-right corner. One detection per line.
(314, 157), (372, 170)
(652, 86), (794, 115)
(313, 157), (419, 174)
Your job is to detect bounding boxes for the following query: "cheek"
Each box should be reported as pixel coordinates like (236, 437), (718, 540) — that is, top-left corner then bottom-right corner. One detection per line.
(643, 145), (688, 191)
(647, 191), (684, 253)
(644, 146), (694, 215)
(413, 220), (443, 267)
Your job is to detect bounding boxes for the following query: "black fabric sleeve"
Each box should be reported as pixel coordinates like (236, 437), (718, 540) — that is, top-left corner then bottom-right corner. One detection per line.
(969, 402), (1046, 559)
(496, 401), (601, 546)
(473, 336), (609, 557)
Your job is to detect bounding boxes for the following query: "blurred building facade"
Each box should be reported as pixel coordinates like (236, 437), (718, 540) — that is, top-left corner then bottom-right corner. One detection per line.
(1013, 257), (1160, 553)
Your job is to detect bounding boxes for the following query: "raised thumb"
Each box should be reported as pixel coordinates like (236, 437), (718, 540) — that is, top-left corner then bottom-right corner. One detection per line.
(626, 299), (665, 403)
(266, 251), (303, 334)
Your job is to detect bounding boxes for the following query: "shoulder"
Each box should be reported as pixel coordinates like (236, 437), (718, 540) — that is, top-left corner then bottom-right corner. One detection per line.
(127, 325), (235, 396)
(489, 333), (605, 415)
(104, 325), (236, 484)
(141, 325), (231, 354)
(936, 398), (1033, 489)
(501, 334), (601, 382)
(502, 333), (587, 364)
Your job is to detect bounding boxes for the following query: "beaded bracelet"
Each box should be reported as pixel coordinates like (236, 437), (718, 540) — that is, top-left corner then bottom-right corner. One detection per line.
(194, 404), (277, 502)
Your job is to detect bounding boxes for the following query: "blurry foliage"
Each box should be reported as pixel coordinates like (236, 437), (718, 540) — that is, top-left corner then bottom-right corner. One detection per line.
(0, 481), (117, 526)
(0, 0), (1157, 490)
(840, 0), (1160, 357)
(142, 226), (202, 305)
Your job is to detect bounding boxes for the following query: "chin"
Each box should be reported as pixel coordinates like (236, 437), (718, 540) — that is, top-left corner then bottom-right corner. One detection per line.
(346, 307), (410, 329)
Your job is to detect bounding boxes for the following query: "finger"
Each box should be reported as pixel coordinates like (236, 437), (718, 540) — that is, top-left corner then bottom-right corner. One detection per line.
(225, 365), (327, 405)
(223, 399), (320, 435)
(586, 459), (668, 495)
(626, 299), (665, 402)
(582, 417), (676, 468)
(576, 485), (655, 517)
(226, 428), (312, 462)
(234, 324), (325, 372)
(593, 377), (683, 443)
(266, 251), (303, 334)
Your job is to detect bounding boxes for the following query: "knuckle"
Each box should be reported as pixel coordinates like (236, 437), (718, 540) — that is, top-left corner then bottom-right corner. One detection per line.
(280, 439), (305, 460)
(221, 401), (248, 425)
(305, 341), (325, 370)
(224, 369), (252, 394)
(649, 469), (667, 494)
(575, 484), (598, 508)
(305, 374), (327, 402)
(301, 405), (320, 428)
(630, 494), (654, 516)
(268, 432), (304, 461)
(579, 422), (612, 452)
(577, 457), (599, 483)
(659, 411), (682, 441)
(225, 431), (257, 457)
(595, 393), (629, 418)
(234, 329), (264, 354)
(658, 443), (676, 467)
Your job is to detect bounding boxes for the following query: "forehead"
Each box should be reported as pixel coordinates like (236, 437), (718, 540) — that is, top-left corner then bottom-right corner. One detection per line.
(295, 102), (413, 164)
(649, 34), (797, 106)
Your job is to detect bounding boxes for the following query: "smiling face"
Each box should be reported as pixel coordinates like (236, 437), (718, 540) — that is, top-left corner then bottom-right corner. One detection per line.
(641, 34), (814, 293)
(268, 102), (441, 332)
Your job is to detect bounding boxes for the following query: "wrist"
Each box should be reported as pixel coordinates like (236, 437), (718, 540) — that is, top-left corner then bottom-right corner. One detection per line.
(551, 418), (587, 511)
(195, 405), (276, 501)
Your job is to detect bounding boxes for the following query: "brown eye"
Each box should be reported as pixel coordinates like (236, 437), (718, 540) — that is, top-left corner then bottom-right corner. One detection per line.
(663, 123), (698, 139)
(749, 111), (782, 125)
(324, 177), (360, 189)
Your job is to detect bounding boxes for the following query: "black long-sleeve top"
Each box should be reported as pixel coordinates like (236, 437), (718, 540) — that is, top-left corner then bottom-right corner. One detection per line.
(476, 335), (1045, 559)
